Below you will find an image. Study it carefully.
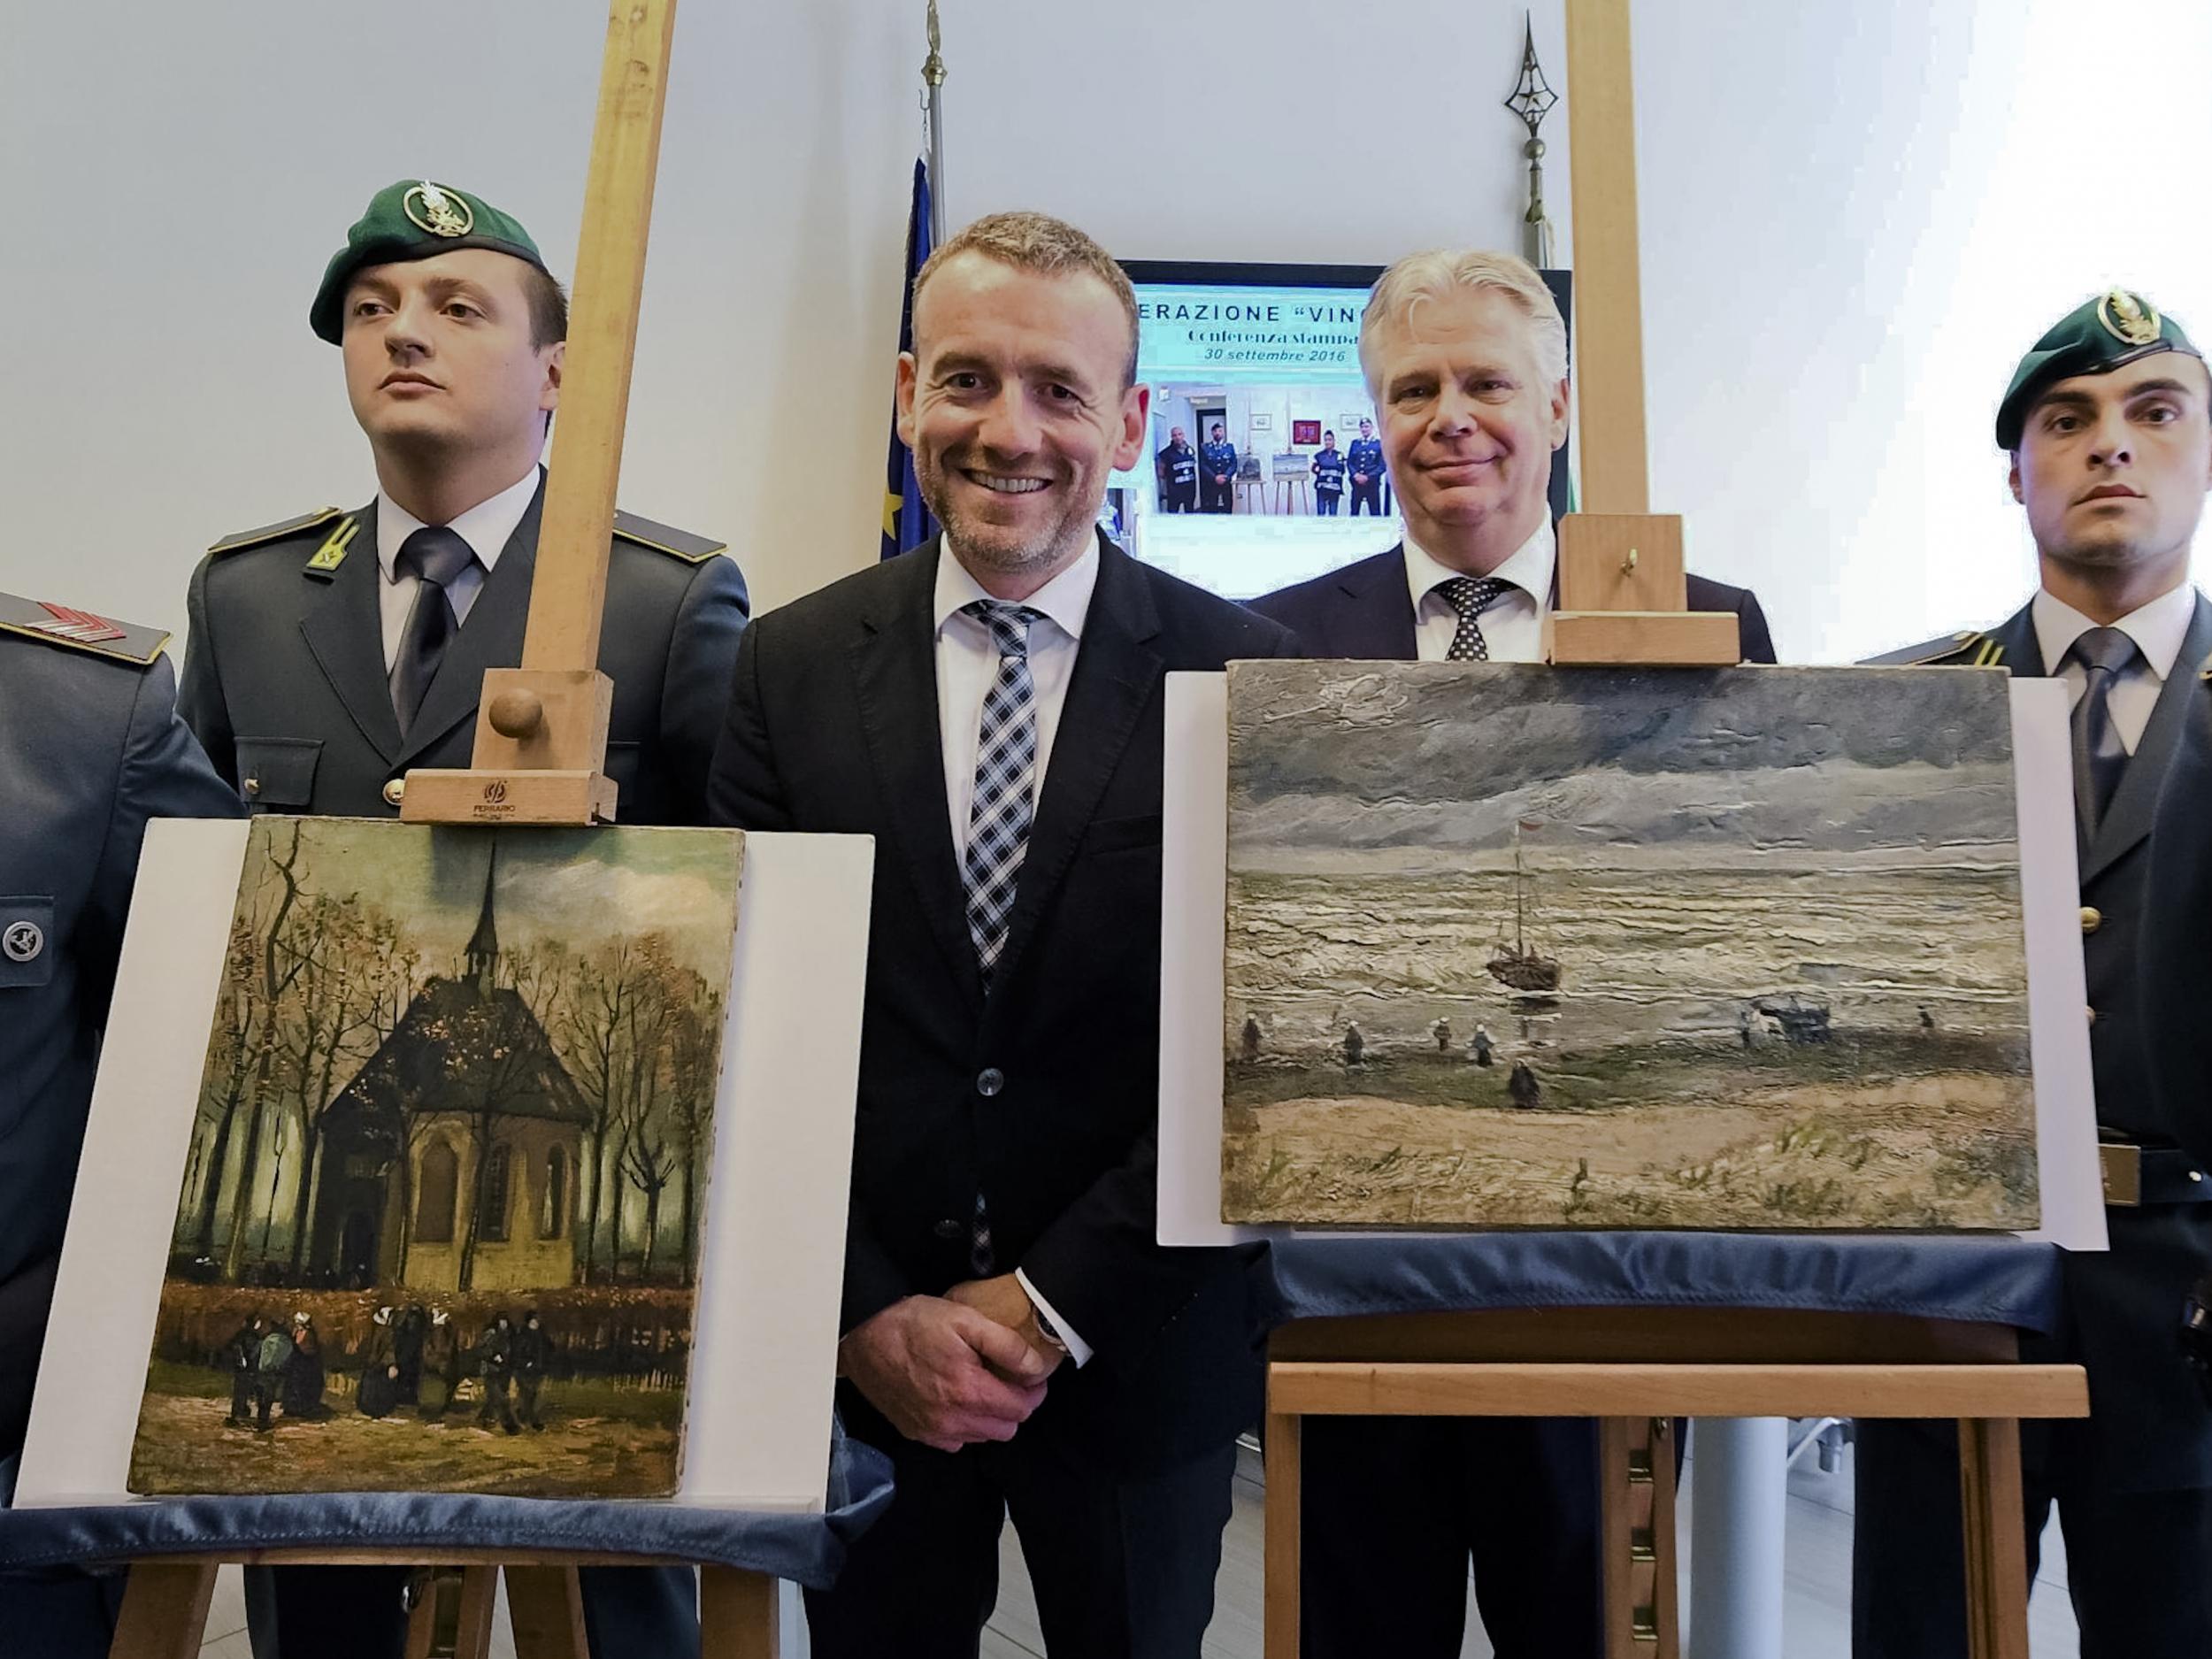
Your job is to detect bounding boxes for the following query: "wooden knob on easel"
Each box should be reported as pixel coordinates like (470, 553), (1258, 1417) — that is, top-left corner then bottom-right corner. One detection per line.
(488, 688), (545, 739)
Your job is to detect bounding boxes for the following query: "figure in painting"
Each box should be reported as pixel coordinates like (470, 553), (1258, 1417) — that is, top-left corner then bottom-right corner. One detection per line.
(250, 1323), (291, 1432)
(1469, 1025), (1494, 1068)
(392, 1304), (426, 1410)
(222, 1315), (266, 1428)
(1343, 1025), (1365, 1068)
(476, 1315), (520, 1435)
(1507, 1060), (1542, 1111)
(1432, 1018), (1452, 1053)
(515, 1311), (550, 1432)
(1241, 1014), (1263, 1063)
(280, 1313), (327, 1421)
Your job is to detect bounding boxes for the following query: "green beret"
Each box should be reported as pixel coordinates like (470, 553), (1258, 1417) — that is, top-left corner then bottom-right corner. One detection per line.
(310, 180), (549, 344)
(1994, 288), (2203, 449)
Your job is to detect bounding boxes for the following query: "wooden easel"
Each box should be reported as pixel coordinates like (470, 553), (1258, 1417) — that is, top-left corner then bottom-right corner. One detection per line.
(109, 4), (792, 1653)
(1259, 3), (2089, 1653)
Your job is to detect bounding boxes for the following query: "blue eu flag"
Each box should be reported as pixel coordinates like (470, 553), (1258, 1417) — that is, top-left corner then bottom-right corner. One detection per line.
(881, 158), (939, 560)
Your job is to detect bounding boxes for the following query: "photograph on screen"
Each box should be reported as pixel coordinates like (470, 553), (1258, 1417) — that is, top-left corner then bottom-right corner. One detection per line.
(1110, 262), (1571, 602)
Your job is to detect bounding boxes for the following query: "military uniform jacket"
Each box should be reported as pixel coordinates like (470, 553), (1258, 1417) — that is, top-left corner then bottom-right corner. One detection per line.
(1156, 444), (1197, 488)
(1346, 436), (1385, 486)
(0, 622), (242, 1447)
(1310, 449), (1348, 495)
(1200, 440), (1238, 480)
(180, 476), (749, 824)
(2143, 665), (2212, 1172)
(1881, 597), (2212, 1493)
(707, 534), (1297, 1472)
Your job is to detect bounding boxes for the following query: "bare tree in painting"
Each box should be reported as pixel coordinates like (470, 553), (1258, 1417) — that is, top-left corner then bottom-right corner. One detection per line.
(221, 823), (312, 1279)
(663, 978), (722, 1286)
(188, 915), (264, 1261)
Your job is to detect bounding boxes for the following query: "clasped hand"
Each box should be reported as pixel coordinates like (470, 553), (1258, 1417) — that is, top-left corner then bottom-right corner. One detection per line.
(840, 1276), (1066, 1453)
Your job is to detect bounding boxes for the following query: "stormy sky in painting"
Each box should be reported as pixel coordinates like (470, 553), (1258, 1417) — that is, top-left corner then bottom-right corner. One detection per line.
(247, 822), (743, 981)
(1226, 662), (2021, 869)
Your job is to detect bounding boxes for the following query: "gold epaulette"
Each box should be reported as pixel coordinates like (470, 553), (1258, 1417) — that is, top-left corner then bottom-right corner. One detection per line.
(613, 510), (726, 564)
(1858, 630), (2003, 668)
(207, 506), (346, 557)
(0, 591), (169, 666)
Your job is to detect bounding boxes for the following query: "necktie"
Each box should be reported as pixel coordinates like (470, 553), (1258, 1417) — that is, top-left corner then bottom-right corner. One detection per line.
(962, 600), (1043, 985)
(2067, 626), (2139, 837)
(1439, 575), (1514, 661)
(388, 526), (477, 734)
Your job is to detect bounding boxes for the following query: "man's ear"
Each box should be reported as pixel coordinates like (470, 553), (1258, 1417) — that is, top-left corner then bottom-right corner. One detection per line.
(1111, 382), (1152, 472)
(2008, 454), (2024, 505)
(895, 353), (919, 449)
(1548, 376), (1571, 451)
(540, 341), (565, 414)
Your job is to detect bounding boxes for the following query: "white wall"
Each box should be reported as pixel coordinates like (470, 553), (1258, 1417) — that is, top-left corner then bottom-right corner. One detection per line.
(2, 2), (2208, 662)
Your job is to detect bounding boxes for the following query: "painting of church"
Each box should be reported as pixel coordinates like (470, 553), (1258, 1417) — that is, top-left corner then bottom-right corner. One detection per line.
(308, 857), (589, 1292)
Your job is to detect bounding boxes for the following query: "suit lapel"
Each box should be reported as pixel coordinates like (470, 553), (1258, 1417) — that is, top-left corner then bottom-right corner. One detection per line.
(297, 501), (403, 764)
(988, 539), (1164, 991)
(2081, 594), (2212, 885)
(849, 541), (984, 1010)
(392, 483), (544, 769)
(1336, 545), (1419, 659)
(1989, 603), (2042, 680)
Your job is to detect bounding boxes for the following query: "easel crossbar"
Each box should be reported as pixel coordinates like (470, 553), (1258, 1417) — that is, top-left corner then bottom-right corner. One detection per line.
(1268, 1362), (2090, 1419)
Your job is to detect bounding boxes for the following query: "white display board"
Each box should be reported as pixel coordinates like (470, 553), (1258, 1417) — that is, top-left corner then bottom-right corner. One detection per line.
(1157, 670), (2106, 1251)
(13, 821), (872, 1511)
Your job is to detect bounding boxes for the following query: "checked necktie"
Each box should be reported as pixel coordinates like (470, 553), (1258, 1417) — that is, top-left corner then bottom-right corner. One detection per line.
(2067, 626), (2139, 838)
(962, 600), (1044, 986)
(1440, 575), (1513, 661)
(388, 526), (477, 735)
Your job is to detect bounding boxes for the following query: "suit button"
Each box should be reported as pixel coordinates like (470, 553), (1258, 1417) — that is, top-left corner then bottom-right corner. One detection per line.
(2080, 906), (2102, 935)
(976, 1067), (1005, 1097)
(933, 1218), (964, 1240)
(382, 777), (406, 809)
(242, 775), (261, 800)
(2085, 1004), (2097, 1026)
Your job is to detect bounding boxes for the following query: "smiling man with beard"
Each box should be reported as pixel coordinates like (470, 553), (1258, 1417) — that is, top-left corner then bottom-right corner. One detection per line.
(709, 211), (1294, 1658)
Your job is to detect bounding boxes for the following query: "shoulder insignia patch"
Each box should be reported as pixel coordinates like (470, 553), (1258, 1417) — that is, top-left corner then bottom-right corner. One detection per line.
(208, 506), (346, 557)
(302, 515), (363, 578)
(1858, 629), (2001, 668)
(0, 592), (169, 666)
(612, 510), (726, 564)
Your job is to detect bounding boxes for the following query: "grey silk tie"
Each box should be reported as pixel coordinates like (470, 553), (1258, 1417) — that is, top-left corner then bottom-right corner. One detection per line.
(2067, 626), (2139, 838)
(388, 526), (477, 735)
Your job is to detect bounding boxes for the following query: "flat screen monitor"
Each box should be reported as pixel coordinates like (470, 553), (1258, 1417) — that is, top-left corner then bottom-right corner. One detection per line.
(1107, 259), (1572, 601)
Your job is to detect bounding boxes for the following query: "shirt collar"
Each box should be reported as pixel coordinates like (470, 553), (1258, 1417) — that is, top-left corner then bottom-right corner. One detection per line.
(376, 465), (542, 580)
(2032, 580), (2199, 680)
(1404, 517), (1557, 611)
(933, 536), (1100, 646)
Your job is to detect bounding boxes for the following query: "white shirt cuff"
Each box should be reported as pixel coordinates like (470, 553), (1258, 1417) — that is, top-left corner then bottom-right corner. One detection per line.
(1013, 1268), (1094, 1368)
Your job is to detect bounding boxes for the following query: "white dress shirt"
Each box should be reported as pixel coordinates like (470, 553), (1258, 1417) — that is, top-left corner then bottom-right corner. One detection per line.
(1404, 518), (1557, 664)
(931, 540), (1102, 1366)
(374, 465), (542, 672)
(2031, 581), (2200, 754)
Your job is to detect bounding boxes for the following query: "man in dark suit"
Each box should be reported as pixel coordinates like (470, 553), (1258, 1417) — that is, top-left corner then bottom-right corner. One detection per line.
(1249, 248), (1774, 1659)
(0, 599), (243, 1653)
(2144, 671), (2212, 1176)
(710, 211), (1294, 1659)
(178, 178), (743, 1659)
(1853, 289), (2212, 1657)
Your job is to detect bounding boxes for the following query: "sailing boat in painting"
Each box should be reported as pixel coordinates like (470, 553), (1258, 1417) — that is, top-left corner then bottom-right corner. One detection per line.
(1485, 820), (1561, 995)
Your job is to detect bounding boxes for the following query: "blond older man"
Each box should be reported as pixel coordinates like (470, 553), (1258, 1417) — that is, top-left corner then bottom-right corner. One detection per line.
(1249, 250), (1774, 1659)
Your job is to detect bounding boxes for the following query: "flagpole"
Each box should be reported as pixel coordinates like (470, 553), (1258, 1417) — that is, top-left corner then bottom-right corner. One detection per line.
(923, 0), (947, 242)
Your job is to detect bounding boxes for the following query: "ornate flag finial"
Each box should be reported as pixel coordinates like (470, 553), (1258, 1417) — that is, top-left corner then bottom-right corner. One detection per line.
(1503, 15), (1558, 267)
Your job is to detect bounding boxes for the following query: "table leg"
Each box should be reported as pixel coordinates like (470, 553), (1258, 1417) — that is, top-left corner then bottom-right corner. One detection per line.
(110, 1562), (218, 1659)
(1600, 1417), (1679, 1658)
(1686, 1417), (1786, 1659)
(503, 1564), (588, 1659)
(1957, 1417), (2029, 1659)
(701, 1566), (780, 1659)
(1263, 1408), (1302, 1659)
(403, 1566), (497, 1659)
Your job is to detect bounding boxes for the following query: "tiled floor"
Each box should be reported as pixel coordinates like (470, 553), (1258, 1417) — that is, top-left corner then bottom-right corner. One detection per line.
(198, 1433), (2084, 1657)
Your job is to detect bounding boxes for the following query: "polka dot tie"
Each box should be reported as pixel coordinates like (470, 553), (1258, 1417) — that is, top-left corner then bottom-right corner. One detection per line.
(1439, 576), (1513, 661)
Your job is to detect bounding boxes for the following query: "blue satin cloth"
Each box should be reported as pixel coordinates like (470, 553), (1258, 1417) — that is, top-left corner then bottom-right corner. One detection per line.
(1263, 1233), (2062, 1332)
(0, 1423), (891, 1591)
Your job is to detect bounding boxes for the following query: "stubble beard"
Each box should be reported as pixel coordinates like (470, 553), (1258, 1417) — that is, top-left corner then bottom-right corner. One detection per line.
(920, 453), (1100, 588)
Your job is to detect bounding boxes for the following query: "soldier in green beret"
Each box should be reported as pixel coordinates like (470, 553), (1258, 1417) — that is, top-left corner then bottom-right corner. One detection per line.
(1855, 289), (2212, 1656)
(180, 179), (729, 1659)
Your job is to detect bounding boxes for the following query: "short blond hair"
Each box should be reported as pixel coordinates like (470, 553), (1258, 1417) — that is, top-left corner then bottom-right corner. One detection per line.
(912, 211), (1141, 388)
(1358, 250), (1568, 398)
